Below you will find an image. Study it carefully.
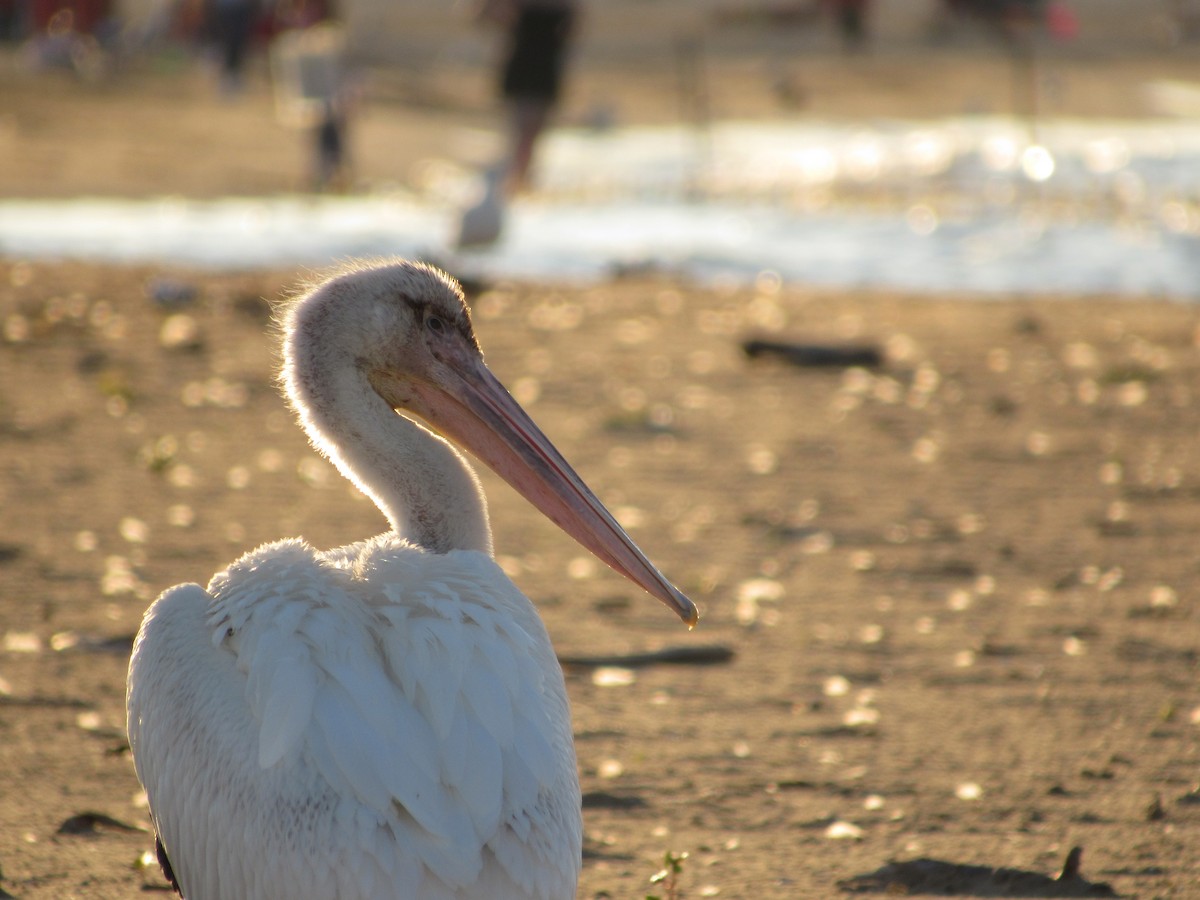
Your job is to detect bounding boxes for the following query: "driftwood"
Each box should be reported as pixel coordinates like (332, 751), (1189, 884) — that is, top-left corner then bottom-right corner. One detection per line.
(559, 645), (734, 669)
(742, 337), (882, 368)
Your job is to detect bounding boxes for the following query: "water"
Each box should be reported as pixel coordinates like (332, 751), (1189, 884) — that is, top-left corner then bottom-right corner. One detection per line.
(0, 196), (442, 269)
(2, 117), (1198, 298)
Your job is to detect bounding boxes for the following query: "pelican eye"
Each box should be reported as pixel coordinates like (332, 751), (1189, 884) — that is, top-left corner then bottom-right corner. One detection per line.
(425, 314), (446, 335)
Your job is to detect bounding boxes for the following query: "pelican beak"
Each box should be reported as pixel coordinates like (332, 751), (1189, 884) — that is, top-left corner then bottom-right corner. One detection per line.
(405, 343), (698, 628)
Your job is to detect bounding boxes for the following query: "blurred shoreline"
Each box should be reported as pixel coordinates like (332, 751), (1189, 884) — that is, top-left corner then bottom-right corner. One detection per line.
(3, 4), (1200, 297)
(4, 25), (1200, 200)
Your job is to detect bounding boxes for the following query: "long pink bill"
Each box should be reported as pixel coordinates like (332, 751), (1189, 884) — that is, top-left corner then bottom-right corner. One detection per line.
(411, 351), (698, 628)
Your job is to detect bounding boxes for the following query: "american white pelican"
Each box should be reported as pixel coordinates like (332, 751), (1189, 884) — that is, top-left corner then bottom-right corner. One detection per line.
(126, 260), (696, 900)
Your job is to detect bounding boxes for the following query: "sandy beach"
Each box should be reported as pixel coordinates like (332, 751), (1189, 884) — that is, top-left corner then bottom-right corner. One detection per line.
(1, 8), (1199, 898)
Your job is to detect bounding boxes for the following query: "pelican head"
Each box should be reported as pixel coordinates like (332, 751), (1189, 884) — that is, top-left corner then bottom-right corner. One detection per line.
(280, 260), (698, 627)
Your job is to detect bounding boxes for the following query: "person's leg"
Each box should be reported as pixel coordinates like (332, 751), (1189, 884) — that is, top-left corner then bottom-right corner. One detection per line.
(506, 98), (550, 193)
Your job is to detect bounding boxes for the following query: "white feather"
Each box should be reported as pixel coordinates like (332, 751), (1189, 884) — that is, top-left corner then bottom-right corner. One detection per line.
(128, 536), (581, 900)
(126, 263), (626, 900)
(254, 634), (317, 768)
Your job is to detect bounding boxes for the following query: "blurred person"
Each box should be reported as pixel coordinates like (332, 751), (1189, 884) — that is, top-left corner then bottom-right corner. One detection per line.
(1172, 0), (1200, 42)
(311, 89), (355, 191)
(926, 0), (1051, 44)
(0, 0), (26, 42)
(272, 0), (336, 32)
(30, 0), (109, 35)
(479, 0), (579, 194)
(936, 0), (1048, 35)
(825, 0), (871, 52)
(269, 12), (354, 190)
(296, 4), (352, 193)
(24, 0), (114, 77)
(207, 0), (260, 93)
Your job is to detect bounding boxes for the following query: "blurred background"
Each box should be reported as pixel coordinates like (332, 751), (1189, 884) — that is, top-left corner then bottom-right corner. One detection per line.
(2, 0), (1200, 294)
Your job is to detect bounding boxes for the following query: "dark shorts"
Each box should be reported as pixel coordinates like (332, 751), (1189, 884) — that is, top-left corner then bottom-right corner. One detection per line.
(500, 6), (574, 104)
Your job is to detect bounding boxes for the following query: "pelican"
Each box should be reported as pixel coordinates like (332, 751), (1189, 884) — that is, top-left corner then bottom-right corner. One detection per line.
(126, 260), (697, 900)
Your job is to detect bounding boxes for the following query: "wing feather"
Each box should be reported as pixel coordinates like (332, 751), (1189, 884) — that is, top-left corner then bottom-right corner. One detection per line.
(462, 647), (516, 746)
(512, 706), (557, 784)
(457, 713), (504, 836)
(321, 650), (443, 789)
(254, 634), (317, 768)
(129, 538), (581, 899)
